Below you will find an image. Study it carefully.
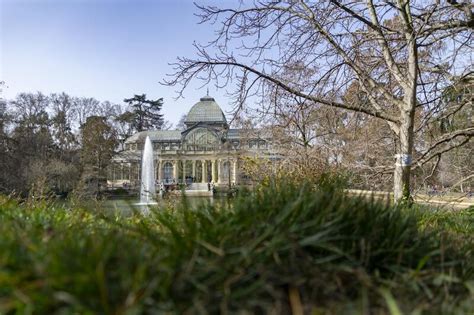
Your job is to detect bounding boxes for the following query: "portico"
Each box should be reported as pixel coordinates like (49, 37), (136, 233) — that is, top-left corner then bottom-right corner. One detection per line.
(152, 157), (237, 184)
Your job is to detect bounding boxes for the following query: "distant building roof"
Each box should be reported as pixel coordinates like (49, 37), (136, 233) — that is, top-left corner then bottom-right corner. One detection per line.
(185, 96), (227, 124)
(125, 130), (182, 143)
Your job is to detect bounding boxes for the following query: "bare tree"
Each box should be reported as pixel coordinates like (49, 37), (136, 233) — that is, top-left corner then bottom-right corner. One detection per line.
(259, 63), (344, 180)
(10, 92), (50, 129)
(176, 114), (187, 131)
(72, 97), (101, 130)
(161, 120), (174, 130)
(0, 81), (6, 97)
(418, 78), (473, 192)
(97, 100), (122, 120)
(165, 1), (473, 202)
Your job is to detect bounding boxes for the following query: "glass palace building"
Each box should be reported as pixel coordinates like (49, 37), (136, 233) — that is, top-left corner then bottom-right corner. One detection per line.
(107, 95), (276, 189)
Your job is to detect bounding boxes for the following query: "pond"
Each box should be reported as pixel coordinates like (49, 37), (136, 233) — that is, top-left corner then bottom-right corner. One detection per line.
(100, 195), (230, 215)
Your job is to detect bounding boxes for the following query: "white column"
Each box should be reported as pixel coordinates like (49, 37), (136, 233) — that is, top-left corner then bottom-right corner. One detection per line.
(192, 160), (196, 179)
(212, 160), (216, 183)
(182, 160), (186, 183)
(201, 160), (206, 183)
(233, 159), (238, 184)
(160, 161), (164, 182)
(156, 160), (161, 182)
(173, 160), (178, 181)
(217, 160), (222, 184)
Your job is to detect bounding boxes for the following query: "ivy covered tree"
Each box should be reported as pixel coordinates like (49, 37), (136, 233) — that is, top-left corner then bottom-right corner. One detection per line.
(78, 116), (117, 197)
(50, 92), (77, 153)
(123, 94), (164, 132)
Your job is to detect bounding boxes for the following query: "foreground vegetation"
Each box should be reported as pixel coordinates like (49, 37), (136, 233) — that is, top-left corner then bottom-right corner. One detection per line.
(0, 182), (473, 314)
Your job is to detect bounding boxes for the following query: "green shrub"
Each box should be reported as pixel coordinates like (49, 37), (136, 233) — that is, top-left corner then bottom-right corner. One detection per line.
(0, 182), (472, 314)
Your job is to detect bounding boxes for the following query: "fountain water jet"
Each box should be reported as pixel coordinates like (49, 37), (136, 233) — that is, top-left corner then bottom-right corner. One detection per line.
(139, 136), (157, 207)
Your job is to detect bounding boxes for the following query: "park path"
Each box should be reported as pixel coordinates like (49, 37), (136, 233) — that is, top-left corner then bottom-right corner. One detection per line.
(345, 189), (473, 209)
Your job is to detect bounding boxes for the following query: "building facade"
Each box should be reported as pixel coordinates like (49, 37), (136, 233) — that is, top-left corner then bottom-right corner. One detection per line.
(108, 95), (276, 189)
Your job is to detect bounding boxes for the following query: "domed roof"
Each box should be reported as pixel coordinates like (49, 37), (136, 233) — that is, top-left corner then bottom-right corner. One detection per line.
(185, 96), (227, 124)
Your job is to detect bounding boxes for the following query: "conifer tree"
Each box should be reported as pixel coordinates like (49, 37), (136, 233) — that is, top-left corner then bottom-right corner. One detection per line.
(123, 94), (164, 132)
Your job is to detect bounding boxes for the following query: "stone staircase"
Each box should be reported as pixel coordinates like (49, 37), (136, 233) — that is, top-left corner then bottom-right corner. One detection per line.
(187, 182), (209, 191)
(184, 182), (212, 196)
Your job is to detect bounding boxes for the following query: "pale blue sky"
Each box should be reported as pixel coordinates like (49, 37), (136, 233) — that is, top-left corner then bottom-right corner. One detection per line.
(0, 0), (234, 124)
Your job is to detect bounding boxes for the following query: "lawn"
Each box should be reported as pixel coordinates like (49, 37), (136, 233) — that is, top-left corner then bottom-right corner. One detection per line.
(0, 182), (472, 314)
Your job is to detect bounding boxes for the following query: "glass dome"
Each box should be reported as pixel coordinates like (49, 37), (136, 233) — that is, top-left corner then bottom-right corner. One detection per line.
(185, 96), (227, 124)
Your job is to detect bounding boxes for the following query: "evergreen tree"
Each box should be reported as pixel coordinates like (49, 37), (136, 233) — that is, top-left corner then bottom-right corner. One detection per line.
(123, 94), (164, 132)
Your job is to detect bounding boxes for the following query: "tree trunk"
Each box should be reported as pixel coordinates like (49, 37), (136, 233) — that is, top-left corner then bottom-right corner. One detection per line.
(393, 107), (415, 202)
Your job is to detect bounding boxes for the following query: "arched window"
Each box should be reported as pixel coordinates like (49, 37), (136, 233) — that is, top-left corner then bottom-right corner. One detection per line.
(184, 128), (219, 151)
(221, 161), (230, 181)
(163, 162), (173, 181)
